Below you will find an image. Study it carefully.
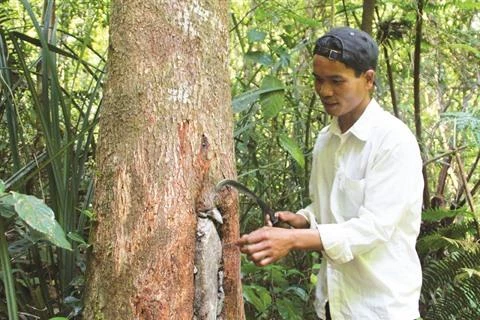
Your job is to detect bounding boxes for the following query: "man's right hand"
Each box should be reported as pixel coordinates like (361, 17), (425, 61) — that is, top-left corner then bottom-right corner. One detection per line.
(265, 211), (310, 229)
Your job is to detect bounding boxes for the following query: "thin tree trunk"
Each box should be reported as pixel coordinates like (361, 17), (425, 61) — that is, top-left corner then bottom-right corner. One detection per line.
(414, 0), (430, 209)
(414, 0), (423, 145)
(383, 46), (400, 118)
(83, 1), (244, 319)
(361, 0), (376, 34)
(455, 148), (480, 203)
(455, 153), (476, 214)
(341, 0), (350, 26)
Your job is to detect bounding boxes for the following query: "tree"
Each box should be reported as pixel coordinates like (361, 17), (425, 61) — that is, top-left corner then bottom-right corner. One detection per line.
(361, 0), (376, 34)
(83, 0), (244, 319)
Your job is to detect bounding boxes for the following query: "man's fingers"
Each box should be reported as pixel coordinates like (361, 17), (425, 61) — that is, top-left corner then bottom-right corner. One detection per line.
(265, 214), (273, 226)
(275, 211), (309, 229)
(256, 256), (274, 267)
(246, 249), (274, 266)
(235, 234), (250, 246)
(247, 252), (275, 267)
(240, 239), (269, 254)
(276, 211), (295, 221)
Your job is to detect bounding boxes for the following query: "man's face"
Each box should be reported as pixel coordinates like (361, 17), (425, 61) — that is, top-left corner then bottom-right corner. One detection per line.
(312, 54), (374, 131)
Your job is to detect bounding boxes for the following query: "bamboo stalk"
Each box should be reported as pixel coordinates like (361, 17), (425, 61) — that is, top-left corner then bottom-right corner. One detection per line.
(0, 218), (19, 320)
(0, 34), (22, 175)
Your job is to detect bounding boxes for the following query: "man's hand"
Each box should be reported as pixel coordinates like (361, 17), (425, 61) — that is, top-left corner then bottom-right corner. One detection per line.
(237, 213), (322, 267)
(236, 227), (294, 266)
(265, 211), (310, 229)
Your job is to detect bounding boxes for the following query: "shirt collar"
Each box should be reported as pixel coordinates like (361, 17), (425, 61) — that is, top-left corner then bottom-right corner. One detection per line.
(329, 98), (381, 142)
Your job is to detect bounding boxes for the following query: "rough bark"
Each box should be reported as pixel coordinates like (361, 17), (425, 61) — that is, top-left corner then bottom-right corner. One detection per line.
(83, 0), (244, 319)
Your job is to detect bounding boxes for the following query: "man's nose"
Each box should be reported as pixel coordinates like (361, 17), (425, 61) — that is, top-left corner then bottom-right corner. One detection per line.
(318, 83), (333, 97)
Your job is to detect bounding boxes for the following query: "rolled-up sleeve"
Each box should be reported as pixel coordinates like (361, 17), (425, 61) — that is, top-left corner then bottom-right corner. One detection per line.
(317, 136), (423, 265)
(296, 204), (318, 229)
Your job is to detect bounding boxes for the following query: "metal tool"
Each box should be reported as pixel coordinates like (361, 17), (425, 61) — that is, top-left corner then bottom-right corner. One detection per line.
(215, 179), (279, 226)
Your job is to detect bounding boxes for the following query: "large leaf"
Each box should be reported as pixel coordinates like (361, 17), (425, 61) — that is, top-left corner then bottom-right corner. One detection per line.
(270, 267), (289, 287)
(232, 87), (284, 113)
(13, 193), (71, 250)
(286, 286), (309, 302)
(276, 297), (302, 320)
(279, 134), (305, 169)
(243, 284), (271, 313)
(245, 51), (273, 66)
(260, 76), (284, 118)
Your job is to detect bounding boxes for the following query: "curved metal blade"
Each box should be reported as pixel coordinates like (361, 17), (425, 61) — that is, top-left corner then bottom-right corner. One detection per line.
(215, 179), (278, 225)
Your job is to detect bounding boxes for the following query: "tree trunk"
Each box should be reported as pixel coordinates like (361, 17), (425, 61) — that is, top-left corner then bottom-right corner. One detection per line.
(361, 0), (376, 34)
(83, 1), (244, 319)
(413, 0), (430, 209)
(383, 46), (400, 119)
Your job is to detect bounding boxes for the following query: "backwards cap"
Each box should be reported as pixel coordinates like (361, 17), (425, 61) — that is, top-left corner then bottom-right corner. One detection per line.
(314, 27), (379, 74)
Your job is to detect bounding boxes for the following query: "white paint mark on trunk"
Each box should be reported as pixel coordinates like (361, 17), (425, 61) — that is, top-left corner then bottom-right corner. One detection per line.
(175, 0), (212, 39)
(168, 82), (192, 104)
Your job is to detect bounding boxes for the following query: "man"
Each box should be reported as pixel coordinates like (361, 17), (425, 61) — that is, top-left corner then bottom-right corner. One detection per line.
(236, 26), (424, 320)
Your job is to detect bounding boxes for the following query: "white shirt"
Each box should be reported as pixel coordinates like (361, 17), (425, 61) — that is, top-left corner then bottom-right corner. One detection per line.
(297, 99), (423, 320)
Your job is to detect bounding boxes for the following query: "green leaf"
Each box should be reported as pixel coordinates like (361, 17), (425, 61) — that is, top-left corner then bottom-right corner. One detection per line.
(247, 29), (266, 43)
(0, 194), (16, 219)
(232, 87), (284, 113)
(245, 51), (273, 66)
(243, 285), (271, 313)
(271, 268), (289, 287)
(0, 180), (5, 193)
(449, 43), (480, 58)
(286, 286), (309, 302)
(291, 15), (322, 27)
(260, 76), (284, 118)
(276, 297), (302, 320)
(49, 318), (69, 320)
(82, 209), (95, 220)
(12, 193), (72, 250)
(454, 1), (480, 10)
(67, 231), (88, 246)
(422, 208), (473, 222)
(279, 134), (305, 169)
(458, 268), (480, 279)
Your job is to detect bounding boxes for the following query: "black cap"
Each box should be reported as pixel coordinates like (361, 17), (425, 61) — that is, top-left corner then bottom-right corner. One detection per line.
(314, 27), (379, 74)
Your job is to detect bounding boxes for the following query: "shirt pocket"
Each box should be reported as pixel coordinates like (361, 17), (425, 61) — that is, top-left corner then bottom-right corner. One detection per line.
(332, 172), (366, 220)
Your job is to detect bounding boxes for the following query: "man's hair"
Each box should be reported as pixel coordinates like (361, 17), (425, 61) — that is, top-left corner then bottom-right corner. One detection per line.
(313, 27), (379, 77)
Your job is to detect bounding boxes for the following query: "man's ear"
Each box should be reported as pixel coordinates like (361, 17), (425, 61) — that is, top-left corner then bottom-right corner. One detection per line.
(365, 70), (375, 88)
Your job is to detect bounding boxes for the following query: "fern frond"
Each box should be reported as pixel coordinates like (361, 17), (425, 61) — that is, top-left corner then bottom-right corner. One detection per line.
(422, 246), (480, 295)
(417, 220), (477, 257)
(421, 207), (473, 223)
(424, 276), (480, 320)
